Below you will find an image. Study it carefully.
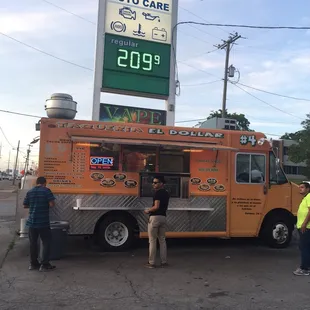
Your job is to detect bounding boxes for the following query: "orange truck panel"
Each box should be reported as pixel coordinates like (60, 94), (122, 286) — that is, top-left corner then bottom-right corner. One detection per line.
(35, 117), (297, 246)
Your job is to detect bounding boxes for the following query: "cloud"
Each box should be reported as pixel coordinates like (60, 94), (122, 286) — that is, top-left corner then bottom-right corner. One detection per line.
(1, 0), (309, 167)
(177, 62), (198, 75)
(0, 11), (63, 35)
(0, 3), (97, 39)
(240, 48), (310, 92)
(250, 121), (291, 128)
(291, 55), (310, 67)
(190, 58), (223, 70)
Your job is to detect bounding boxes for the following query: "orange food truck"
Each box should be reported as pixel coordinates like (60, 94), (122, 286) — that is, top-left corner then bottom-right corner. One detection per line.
(26, 117), (301, 251)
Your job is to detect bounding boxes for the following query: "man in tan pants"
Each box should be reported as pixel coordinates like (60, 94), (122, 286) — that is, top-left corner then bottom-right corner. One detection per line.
(144, 176), (170, 268)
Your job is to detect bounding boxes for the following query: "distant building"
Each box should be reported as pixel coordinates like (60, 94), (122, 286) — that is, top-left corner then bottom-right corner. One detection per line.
(273, 139), (307, 181)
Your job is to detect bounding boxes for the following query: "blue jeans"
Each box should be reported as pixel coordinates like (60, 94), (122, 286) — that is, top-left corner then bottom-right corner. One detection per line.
(298, 229), (310, 270)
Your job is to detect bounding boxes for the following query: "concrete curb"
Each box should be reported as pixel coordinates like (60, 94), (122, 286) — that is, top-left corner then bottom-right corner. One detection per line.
(0, 190), (16, 193)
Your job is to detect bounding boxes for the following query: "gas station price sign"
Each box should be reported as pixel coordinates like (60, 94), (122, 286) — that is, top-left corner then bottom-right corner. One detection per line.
(102, 33), (171, 98)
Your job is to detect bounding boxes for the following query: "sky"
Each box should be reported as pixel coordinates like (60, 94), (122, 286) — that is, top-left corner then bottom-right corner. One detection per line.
(1, 0), (310, 171)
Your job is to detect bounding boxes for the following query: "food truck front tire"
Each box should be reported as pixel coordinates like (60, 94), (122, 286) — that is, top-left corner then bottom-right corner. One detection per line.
(97, 214), (136, 251)
(260, 213), (293, 249)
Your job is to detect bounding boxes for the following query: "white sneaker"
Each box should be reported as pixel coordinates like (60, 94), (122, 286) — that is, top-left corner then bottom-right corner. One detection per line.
(293, 268), (309, 276)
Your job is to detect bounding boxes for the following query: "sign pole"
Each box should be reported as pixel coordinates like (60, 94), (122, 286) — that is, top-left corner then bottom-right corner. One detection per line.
(92, 0), (107, 121)
(165, 0), (178, 126)
(92, 0), (177, 122)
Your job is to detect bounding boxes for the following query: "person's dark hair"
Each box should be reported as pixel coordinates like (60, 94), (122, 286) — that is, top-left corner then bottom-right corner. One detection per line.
(153, 176), (165, 184)
(36, 176), (47, 185)
(300, 182), (310, 189)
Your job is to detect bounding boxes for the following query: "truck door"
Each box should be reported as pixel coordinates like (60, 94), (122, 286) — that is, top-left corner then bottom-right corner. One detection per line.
(264, 151), (291, 217)
(230, 152), (267, 236)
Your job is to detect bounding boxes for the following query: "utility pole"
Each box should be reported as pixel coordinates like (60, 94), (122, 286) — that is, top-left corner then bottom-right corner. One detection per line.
(216, 33), (241, 118)
(7, 150), (11, 174)
(22, 145), (32, 189)
(12, 140), (20, 185)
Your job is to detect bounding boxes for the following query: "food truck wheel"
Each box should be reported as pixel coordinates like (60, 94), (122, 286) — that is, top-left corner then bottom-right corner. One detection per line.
(98, 215), (135, 251)
(261, 216), (293, 248)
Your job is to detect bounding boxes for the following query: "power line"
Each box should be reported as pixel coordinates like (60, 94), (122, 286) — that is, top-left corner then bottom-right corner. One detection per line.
(179, 7), (231, 36)
(236, 82), (310, 102)
(178, 61), (220, 79)
(186, 23), (220, 40)
(0, 32), (93, 72)
(231, 82), (304, 120)
(41, 0), (223, 66)
(178, 29), (213, 46)
(42, 0), (225, 68)
(0, 127), (14, 149)
(39, 0), (96, 24)
(2, 102), (295, 128)
(241, 113), (300, 125)
(42, 0), (220, 65)
(0, 109), (43, 118)
(174, 118), (296, 137)
(176, 118), (207, 123)
(174, 21), (310, 31)
(176, 57), (306, 121)
(182, 79), (222, 87)
(263, 133), (284, 137)
(175, 115), (301, 125)
(179, 47), (220, 63)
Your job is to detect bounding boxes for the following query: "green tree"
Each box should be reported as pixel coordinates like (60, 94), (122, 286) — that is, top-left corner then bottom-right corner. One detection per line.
(283, 114), (310, 178)
(205, 109), (253, 131)
(280, 130), (303, 140)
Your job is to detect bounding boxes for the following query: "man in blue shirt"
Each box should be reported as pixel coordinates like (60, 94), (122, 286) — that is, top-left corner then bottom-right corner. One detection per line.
(23, 176), (56, 272)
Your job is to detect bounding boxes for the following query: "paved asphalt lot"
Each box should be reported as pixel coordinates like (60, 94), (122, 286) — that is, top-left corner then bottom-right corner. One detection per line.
(0, 181), (309, 310)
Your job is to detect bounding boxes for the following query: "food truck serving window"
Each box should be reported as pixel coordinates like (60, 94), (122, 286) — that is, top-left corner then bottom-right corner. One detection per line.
(123, 145), (156, 172)
(159, 148), (190, 173)
(236, 153), (266, 184)
(90, 143), (120, 171)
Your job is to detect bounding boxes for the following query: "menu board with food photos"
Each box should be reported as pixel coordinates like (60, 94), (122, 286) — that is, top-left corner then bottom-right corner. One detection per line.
(189, 150), (228, 195)
(40, 118), (235, 195)
(42, 140), (140, 195)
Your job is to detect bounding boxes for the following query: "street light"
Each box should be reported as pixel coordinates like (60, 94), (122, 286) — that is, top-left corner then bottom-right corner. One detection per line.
(30, 137), (40, 144)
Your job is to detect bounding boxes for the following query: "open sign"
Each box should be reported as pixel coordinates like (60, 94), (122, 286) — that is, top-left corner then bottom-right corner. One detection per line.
(90, 157), (114, 166)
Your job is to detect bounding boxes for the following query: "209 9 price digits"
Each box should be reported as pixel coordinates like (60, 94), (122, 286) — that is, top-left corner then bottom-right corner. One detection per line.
(117, 48), (161, 72)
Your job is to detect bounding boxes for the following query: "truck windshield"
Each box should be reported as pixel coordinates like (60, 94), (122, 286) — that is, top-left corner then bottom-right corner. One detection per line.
(269, 151), (288, 185)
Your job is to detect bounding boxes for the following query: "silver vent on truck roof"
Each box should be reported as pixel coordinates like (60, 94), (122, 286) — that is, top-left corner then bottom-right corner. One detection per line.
(45, 93), (77, 119)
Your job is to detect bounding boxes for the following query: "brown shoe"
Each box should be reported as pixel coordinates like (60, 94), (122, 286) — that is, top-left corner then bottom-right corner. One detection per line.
(145, 263), (155, 269)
